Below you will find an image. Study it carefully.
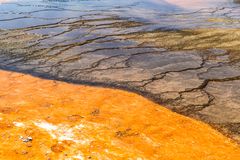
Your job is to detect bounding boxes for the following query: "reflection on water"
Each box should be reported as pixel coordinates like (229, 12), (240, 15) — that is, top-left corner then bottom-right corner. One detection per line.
(0, 0), (239, 30)
(163, 0), (225, 8)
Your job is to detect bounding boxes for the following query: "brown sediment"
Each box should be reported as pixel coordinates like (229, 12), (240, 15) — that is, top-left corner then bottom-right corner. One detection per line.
(207, 18), (240, 24)
(124, 28), (240, 61)
(0, 70), (239, 159)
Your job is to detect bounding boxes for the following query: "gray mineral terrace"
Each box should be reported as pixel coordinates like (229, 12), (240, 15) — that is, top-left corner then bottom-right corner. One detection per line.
(0, 0), (240, 143)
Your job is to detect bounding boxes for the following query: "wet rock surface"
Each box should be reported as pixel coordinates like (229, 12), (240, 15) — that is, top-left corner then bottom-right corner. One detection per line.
(0, 0), (240, 143)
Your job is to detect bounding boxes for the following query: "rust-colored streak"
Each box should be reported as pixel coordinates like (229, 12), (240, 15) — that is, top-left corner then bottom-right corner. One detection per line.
(0, 70), (239, 159)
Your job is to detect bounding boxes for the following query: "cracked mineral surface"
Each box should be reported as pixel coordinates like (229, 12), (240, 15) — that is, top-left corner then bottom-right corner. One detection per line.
(0, 0), (240, 148)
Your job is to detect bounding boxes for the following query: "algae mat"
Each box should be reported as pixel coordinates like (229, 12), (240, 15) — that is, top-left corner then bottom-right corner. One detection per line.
(0, 0), (240, 143)
(0, 70), (239, 159)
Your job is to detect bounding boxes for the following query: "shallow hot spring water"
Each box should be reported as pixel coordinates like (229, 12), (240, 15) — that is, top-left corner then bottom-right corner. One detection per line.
(0, 70), (239, 159)
(0, 0), (239, 159)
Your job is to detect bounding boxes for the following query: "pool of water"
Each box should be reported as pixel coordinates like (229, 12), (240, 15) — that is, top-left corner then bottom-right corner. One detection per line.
(0, 0), (239, 30)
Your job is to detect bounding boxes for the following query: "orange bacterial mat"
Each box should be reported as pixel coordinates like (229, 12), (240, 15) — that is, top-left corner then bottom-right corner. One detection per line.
(0, 70), (239, 159)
